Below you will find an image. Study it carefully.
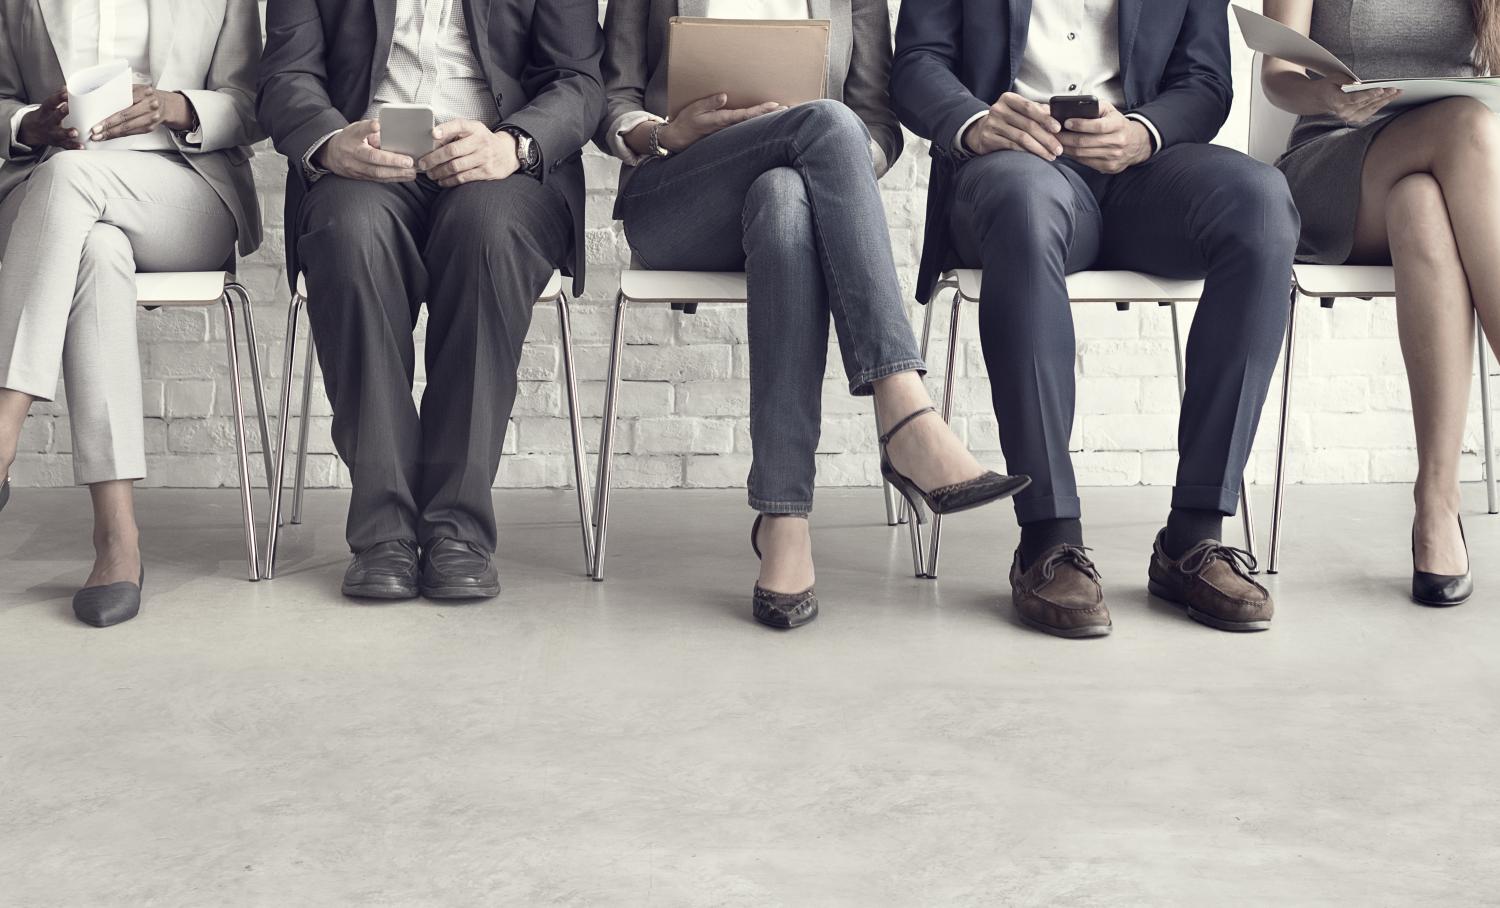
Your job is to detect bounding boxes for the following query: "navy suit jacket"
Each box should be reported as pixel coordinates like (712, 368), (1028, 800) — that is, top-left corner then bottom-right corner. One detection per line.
(257, 0), (604, 293)
(891, 0), (1235, 302)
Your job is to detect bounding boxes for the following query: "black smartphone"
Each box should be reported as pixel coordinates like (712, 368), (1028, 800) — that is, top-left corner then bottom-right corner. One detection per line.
(1049, 94), (1101, 125)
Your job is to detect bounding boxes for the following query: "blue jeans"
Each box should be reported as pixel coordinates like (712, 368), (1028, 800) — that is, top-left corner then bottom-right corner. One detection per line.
(618, 100), (926, 515)
(949, 144), (1299, 525)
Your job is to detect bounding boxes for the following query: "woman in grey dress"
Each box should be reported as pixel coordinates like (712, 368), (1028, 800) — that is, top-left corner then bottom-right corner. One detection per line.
(1264, 0), (1499, 606)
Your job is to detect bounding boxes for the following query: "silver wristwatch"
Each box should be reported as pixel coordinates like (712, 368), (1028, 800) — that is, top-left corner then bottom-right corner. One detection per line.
(648, 121), (673, 158)
(498, 125), (541, 176)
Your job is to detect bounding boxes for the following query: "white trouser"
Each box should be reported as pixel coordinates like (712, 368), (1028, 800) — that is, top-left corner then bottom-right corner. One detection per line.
(0, 150), (236, 484)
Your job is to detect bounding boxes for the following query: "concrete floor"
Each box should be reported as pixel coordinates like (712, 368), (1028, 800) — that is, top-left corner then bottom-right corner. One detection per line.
(1, 484), (1497, 906)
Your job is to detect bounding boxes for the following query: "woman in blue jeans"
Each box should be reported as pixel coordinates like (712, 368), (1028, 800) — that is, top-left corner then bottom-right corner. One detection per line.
(598, 0), (1028, 629)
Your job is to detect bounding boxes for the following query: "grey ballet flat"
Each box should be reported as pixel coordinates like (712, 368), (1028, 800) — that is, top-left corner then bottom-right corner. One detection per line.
(750, 514), (818, 630)
(73, 566), (145, 628)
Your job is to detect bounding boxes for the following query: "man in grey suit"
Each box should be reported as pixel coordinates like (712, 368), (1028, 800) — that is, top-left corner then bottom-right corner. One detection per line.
(257, 0), (604, 602)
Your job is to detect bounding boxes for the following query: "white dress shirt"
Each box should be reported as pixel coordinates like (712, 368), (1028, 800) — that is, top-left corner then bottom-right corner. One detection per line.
(364, 0), (500, 125)
(304, 0), (501, 176)
(955, 0), (1161, 158)
(9, 0), (184, 153)
(703, 0), (809, 17)
(607, 0), (815, 166)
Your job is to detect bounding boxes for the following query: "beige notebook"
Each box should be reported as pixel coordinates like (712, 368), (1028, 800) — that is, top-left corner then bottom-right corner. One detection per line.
(666, 17), (831, 120)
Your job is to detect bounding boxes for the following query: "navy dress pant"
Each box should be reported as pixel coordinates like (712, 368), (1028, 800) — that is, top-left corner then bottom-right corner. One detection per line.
(949, 143), (1299, 526)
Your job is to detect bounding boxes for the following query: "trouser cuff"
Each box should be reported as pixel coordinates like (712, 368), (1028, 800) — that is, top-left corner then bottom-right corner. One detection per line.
(848, 359), (927, 397)
(748, 495), (813, 516)
(1171, 484), (1239, 516)
(74, 462), (146, 486)
(1014, 493), (1083, 525)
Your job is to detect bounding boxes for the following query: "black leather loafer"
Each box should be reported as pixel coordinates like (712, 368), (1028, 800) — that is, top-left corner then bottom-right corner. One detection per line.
(342, 540), (420, 600)
(420, 538), (501, 601)
(74, 567), (145, 628)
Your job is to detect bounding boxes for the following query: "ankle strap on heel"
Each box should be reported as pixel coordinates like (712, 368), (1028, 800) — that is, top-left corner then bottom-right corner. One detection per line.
(879, 406), (937, 447)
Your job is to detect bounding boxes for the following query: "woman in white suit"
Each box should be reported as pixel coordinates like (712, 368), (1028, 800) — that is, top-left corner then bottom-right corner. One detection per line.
(0, 0), (264, 626)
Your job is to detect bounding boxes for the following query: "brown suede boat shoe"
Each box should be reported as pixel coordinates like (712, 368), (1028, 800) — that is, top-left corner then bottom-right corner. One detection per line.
(1009, 544), (1112, 638)
(1148, 530), (1273, 632)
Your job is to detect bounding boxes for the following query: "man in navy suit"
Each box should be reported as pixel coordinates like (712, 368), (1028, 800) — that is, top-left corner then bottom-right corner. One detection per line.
(892, 0), (1297, 638)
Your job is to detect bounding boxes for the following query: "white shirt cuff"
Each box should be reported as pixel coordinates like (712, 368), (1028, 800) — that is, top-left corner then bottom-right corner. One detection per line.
(1124, 113), (1162, 156)
(607, 110), (666, 166)
(302, 129), (343, 181)
(952, 110), (988, 158)
(9, 104), (41, 154)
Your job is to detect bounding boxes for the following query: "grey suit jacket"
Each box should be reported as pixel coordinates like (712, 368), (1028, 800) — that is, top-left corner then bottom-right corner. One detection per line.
(256, 0), (604, 293)
(0, 0), (265, 257)
(596, 0), (903, 194)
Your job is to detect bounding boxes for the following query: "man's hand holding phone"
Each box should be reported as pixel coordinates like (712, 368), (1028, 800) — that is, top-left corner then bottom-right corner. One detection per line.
(418, 119), (520, 187)
(315, 120), (417, 182)
(1057, 99), (1153, 174)
(961, 92), (1064, 160)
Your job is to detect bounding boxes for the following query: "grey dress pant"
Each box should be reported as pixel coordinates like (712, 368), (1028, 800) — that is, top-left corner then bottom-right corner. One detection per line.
(0, 151), (237, 484)
(617, 101), (926, 514)
(297, 173), (571, 554)
(949, 144), (1299, 525)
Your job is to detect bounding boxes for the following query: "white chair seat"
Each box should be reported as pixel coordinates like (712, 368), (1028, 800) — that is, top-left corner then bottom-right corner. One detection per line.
(135, 271), (230, 306)
(295, 270), (562, 301)
(620, 270), (748, 303)
(1292, 264), (1396, 299)
(954, 268), (1206, 303)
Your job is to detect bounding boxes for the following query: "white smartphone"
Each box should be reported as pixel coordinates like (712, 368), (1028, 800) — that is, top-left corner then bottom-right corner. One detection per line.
(377, 104), (436, 163)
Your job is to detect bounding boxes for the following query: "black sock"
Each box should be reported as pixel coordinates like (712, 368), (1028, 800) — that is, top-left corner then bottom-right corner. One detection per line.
(1164, 508), (1224, 558)
(1019, 518), (1084, 569)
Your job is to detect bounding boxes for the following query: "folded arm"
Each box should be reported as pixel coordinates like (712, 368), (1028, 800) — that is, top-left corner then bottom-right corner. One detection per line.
(177, 0), (266, 153)
(595, 0), (659, 164)
(890, 0), (988, 155)
(256, 0), (350, 181)
(845, 0), (904, 176)
(503, 0), (606, 182)
(0, 2), (40, 159)
(1260, 0), (1400, 125)
(1127, 0), (1235, 149)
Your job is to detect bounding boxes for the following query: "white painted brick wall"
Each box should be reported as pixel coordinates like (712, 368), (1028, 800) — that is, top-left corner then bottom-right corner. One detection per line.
(10, 2), (1496, 490)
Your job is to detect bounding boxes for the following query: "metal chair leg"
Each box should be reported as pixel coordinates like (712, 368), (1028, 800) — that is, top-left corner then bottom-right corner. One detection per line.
(923, 289), (965, 579)
(1168, 302), (1187, 400)
(591, 292), (629, 581)
(291, 339), (315, 526)
(264, 293), (305, 579)
(226, 283), (275, 493)
(557, 293), (596, 575)
(222, 294), (261, 581)
(1268, 289), (1299, 574)
(1239, 485), (1258, 566)
(1478, 327), (1496, 515)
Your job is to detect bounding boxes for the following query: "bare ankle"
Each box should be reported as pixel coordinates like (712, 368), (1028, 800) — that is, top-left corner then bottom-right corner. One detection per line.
(1413, 482), (1460, 518)
(94, 527), (140, 555)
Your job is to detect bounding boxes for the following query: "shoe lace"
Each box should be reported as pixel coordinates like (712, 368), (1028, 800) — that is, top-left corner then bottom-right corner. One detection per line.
(1037, 545), (1100, 583)
(1178, 541), (1259, 579)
